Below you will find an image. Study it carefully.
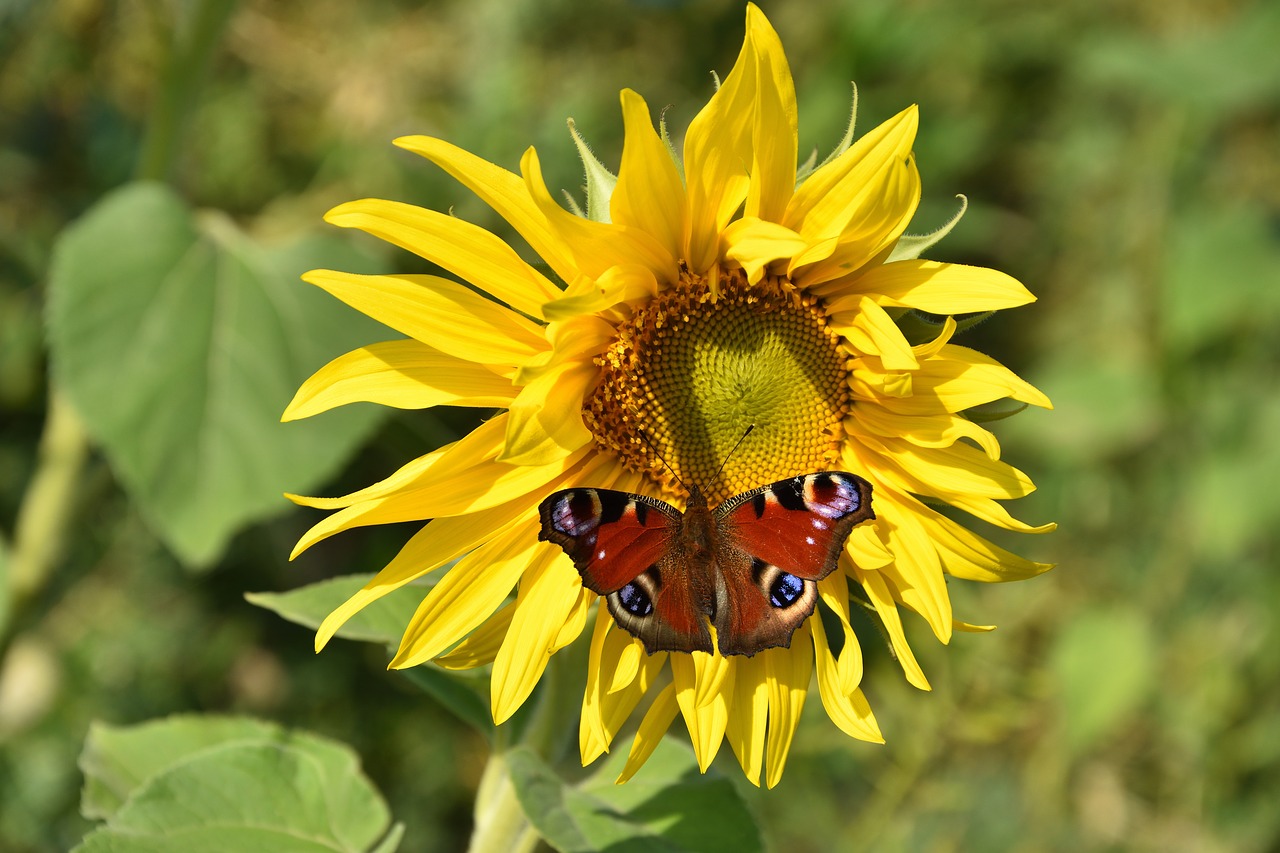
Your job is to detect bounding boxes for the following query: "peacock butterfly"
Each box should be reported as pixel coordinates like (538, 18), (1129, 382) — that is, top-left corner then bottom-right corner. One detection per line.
(537, 471), (874, 657)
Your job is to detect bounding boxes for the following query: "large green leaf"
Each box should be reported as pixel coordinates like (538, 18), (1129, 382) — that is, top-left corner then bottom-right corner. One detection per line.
(77, 715), (400, 852)
(47, 181), (390, 567)
(245, 573), (428, 646)
(247, 573), (495, 735)
(507, 739), (763, 853)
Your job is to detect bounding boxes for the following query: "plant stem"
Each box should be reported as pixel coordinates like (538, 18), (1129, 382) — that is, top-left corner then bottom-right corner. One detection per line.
(2, 392), (89, 642)
(136, 0), (238, 183)
(467, 751), (539, 853)
(2, 0), (239, 645)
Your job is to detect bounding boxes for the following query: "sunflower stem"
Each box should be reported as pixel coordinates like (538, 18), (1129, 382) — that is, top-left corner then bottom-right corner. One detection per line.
(467, 751), (539, 853)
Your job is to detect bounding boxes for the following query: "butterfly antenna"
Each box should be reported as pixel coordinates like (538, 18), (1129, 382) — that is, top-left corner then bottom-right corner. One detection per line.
(635, 428), (686, 492)
(711, 424), (755, 486)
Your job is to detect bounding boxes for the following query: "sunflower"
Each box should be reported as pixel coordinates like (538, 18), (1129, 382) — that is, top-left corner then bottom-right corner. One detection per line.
(285, 3), (1053, 788)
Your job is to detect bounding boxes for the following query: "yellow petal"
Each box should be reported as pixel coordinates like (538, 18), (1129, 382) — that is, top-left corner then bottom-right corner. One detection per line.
(849, 556), (931, 691)
(595, 648), (666, 763)
(954, 619), (997, 633)
(521, 147), (677, 284)
(312, 501), (530, 650)
(830, 296), (919, 371)
(324, 198), (560, 318)
(517, 313), (618, 386)
(859, 432), (1035, 501)
(283, 339), (515, 421)
(302, 270), (547, 365)
(616, 682), (679, 784)
(389, 521), (539, 669)
(851, 406), (1002, 461)
(434, 600), (515, 670)
(721, 217), (808, 284)
(607, 640), (643, 695)
(860, 344), (1052, 415)
(672, 652), (733, 772)
(874, 495), (953, 644)
(682, 12), (755, 272)
(847, 366), (913, 400)
(551, 586), (595, 653)
(580, 607), (667, 764)
(724, 653), (768, 787)
(912, 315), (957, 359)
(785, 105), (918, 244)
(611, 89), (686, 262)
(811, 614), (883, 742)
(846, 524), (894, 569)
(743, 4), (798, 223)
(946, 494), (1058, 534)
(827, 260), (1036, 314)
(791, 147), (920, 287)
(393, 135), (577, 286)
(491, 547), (583, 723)
(928, 509), (1054, 582)
(580, 606), (617, 759)
(289, 412), (508, 513)
(500, 359), (597, 465)
(763, 621), (812, 789)
(311, 450), (618, 648)
(294, 436), (588, 547)
(817, 574), (863, 694)
(541, 265), (657, 322)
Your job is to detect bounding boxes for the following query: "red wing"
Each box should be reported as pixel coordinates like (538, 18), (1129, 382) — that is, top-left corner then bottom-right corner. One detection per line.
(714, 552), (819, 657)
(538, 488), (679, 593)
(604, 556), (714, 655)
(717, 472), (874, 581)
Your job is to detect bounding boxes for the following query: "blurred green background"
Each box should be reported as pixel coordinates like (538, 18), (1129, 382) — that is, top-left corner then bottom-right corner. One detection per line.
(2, 0), (1278, 850)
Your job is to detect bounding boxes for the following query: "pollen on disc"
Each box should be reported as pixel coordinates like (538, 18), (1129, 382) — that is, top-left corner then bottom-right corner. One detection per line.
(584, 268), (850, 505)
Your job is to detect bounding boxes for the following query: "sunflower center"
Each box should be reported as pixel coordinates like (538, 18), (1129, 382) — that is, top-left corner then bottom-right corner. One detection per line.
(584, 268), (850, 506)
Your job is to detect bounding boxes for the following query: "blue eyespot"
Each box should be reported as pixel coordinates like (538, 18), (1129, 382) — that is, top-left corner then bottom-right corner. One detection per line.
(769, 573), (804, 608)
(618, 581), (654, 616)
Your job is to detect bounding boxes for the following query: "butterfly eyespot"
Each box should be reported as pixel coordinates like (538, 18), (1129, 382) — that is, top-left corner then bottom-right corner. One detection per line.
(769, 573), (805, 608)
(617, 581), (654, 617)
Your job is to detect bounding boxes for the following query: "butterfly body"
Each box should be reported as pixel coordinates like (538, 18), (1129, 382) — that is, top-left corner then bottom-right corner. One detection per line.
(538, 472), (874, 657)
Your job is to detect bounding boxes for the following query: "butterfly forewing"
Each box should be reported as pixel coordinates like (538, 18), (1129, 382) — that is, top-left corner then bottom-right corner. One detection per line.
(537, 488), (677, 593)
(718, 472), (874, 581)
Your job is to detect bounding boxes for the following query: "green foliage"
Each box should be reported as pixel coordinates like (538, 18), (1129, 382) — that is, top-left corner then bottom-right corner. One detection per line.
(76, 716), (402, 853)
(506, 741), (763, 853)
(246, 574), (426, 647)
(247, 574), (495, 736)
(1050, 607), (1156, 753)
(2, 0), (1279, 851)
(46, 182), (390, 568)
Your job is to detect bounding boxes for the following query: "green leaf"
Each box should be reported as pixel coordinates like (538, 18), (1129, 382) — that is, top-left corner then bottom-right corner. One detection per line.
(400, 664), (495, 738)
(246, 573), (430, 646)
(1050, 607), (1155, 754)
(77, 715), (399, 853)
(47, 182), (390, 567)
(507, 739), (763, 853)
(567, 120), (617, 224)
(246, 573), (494, 735)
